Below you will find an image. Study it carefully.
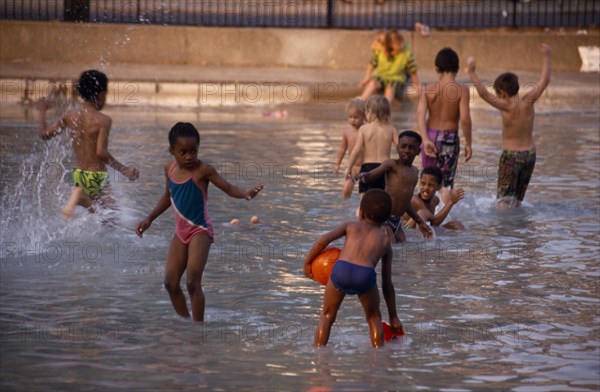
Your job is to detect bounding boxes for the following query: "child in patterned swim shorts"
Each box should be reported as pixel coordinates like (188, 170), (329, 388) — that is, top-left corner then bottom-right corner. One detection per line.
(37, 70), (139, 218)
(468, 44), (552, 208)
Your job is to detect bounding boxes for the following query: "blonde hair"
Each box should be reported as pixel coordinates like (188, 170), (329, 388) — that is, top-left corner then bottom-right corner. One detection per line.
(365, 95), (390, 123)
(346, 98), (365, 117)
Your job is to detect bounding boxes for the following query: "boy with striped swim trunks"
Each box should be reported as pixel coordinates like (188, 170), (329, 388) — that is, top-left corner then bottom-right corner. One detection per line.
(417, 47), (472, 189)
(37, 70), (139, 218)
(468, 44), (552, 208)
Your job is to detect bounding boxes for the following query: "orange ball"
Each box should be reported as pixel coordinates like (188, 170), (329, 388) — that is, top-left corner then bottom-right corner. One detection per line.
(311, 247), (341, 285)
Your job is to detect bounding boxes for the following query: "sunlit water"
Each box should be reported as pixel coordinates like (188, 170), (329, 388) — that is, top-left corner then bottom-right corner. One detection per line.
(1, 100), (598, 391)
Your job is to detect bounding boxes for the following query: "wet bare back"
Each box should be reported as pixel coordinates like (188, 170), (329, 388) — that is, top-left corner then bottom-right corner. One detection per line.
(358, 122), (397, 163)
(62, 104), (112, 171)
(423, 79), (467, 131)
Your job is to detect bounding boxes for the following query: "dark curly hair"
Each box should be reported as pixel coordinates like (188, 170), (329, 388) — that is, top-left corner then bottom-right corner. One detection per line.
(360, 189), (392, 224)
(77, 70), (108, 103)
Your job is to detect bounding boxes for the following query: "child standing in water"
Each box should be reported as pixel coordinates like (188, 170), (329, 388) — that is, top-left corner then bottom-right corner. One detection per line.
(417, 47), (472, 189)
(36, 70), (139, 218)
(357, 130), (433, 242)
(136, 123), (263, 322)
(334, 98), (366, 199)
(344, 95), (398, 199)
(468, 44), (552, 208)
(304, 189), (402, 348)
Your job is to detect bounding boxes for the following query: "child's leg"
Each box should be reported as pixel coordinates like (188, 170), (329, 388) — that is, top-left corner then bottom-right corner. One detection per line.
(358, 287), (384, 347)
(383, 85), (395, 104)
(315, 280), (346, 347)
(164, 235), (190, 318)
(341, 177), (354, 199)
(360, 79), (380, 100)
(62, 187), (84, 219)
(185, 234), (212, 322)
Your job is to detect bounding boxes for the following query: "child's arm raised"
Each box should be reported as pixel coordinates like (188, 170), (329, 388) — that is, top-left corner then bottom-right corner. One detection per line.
(467, 57), (510, 111)
(523, 44), (552, 104)
(430, 188), (464, 226)
(304, 223), (347, 279)
(380, 241), (402, 331)
(204, 164), (263, 200)
(96, 120), (139, 180)
(36, 98), (66, 140)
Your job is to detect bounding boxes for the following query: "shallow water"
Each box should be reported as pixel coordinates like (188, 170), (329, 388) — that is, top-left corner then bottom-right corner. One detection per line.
(1, 101), (599, 391)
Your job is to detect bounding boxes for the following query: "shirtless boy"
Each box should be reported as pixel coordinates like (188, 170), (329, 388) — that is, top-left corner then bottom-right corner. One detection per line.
(357, 130), (433, 242)
(417, 47), (472, 188)
(468, 44), (552, 208)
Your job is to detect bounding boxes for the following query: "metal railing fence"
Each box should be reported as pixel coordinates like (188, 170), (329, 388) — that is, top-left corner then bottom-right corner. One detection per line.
(1, 1), (598, 29)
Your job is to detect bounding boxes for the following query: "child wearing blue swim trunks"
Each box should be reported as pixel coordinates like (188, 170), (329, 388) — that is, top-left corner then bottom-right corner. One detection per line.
(304, 189), (403, 348)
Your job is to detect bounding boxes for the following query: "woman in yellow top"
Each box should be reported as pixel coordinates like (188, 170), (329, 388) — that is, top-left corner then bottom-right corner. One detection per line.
(359, 30), (420, 104)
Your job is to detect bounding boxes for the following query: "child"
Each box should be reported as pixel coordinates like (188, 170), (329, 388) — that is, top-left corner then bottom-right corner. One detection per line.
(403, 166), (465, 230)
(417, 47), (472, 189)
(357, 130), (433, 242)
(358, 30), (390, 93)
(468, 44), (552, 208)
(135, 122), (263, 322)
(360, 30), (420, 103)
(333, 98), (366, 199)
(36, 70), (139, 218)
(304, 189), (402, 348)
(344, 95), (398, 197)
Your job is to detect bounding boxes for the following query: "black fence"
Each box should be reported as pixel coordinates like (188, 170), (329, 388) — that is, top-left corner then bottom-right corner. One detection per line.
(1, 1), (598, 29)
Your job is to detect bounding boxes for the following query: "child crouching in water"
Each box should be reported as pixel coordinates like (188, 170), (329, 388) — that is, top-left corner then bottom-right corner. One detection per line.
(304, 189), (402, 348)
(136, 122), (263, 322)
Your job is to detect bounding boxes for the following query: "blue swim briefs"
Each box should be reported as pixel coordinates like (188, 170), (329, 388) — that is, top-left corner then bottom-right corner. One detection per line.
(330, 260), (377, 295)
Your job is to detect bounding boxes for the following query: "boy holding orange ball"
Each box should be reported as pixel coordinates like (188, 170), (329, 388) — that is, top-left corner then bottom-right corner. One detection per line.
(304, 189), (403, 348)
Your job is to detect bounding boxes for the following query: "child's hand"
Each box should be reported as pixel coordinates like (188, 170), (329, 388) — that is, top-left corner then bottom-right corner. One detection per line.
(303, 262), (313, 279)
(423, 140), (438, 158)
(136, 219), (151, 238)
(333, 164), (340, 176)
(464, 145), (472, 162)
(417, 222), (433, 240)
(123, 166), (139, 181)
(245, 184), (264, 200)
(539, 43), (552, 56)
(467, 57), (476, 73)
(390, 316), (403, 333)
(34, 97), (52, 112)
(451, 188), (465, 204)
(353, 173), (365, 183)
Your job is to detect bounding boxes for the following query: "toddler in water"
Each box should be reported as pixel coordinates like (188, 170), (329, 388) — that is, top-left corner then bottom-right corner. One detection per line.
(344, 95), (398, 209)
(333, 98), (366, 199)
(136, 123), (263, 321)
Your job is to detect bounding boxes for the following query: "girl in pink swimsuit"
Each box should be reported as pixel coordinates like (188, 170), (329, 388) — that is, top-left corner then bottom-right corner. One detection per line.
(136, 122), (263, 322)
